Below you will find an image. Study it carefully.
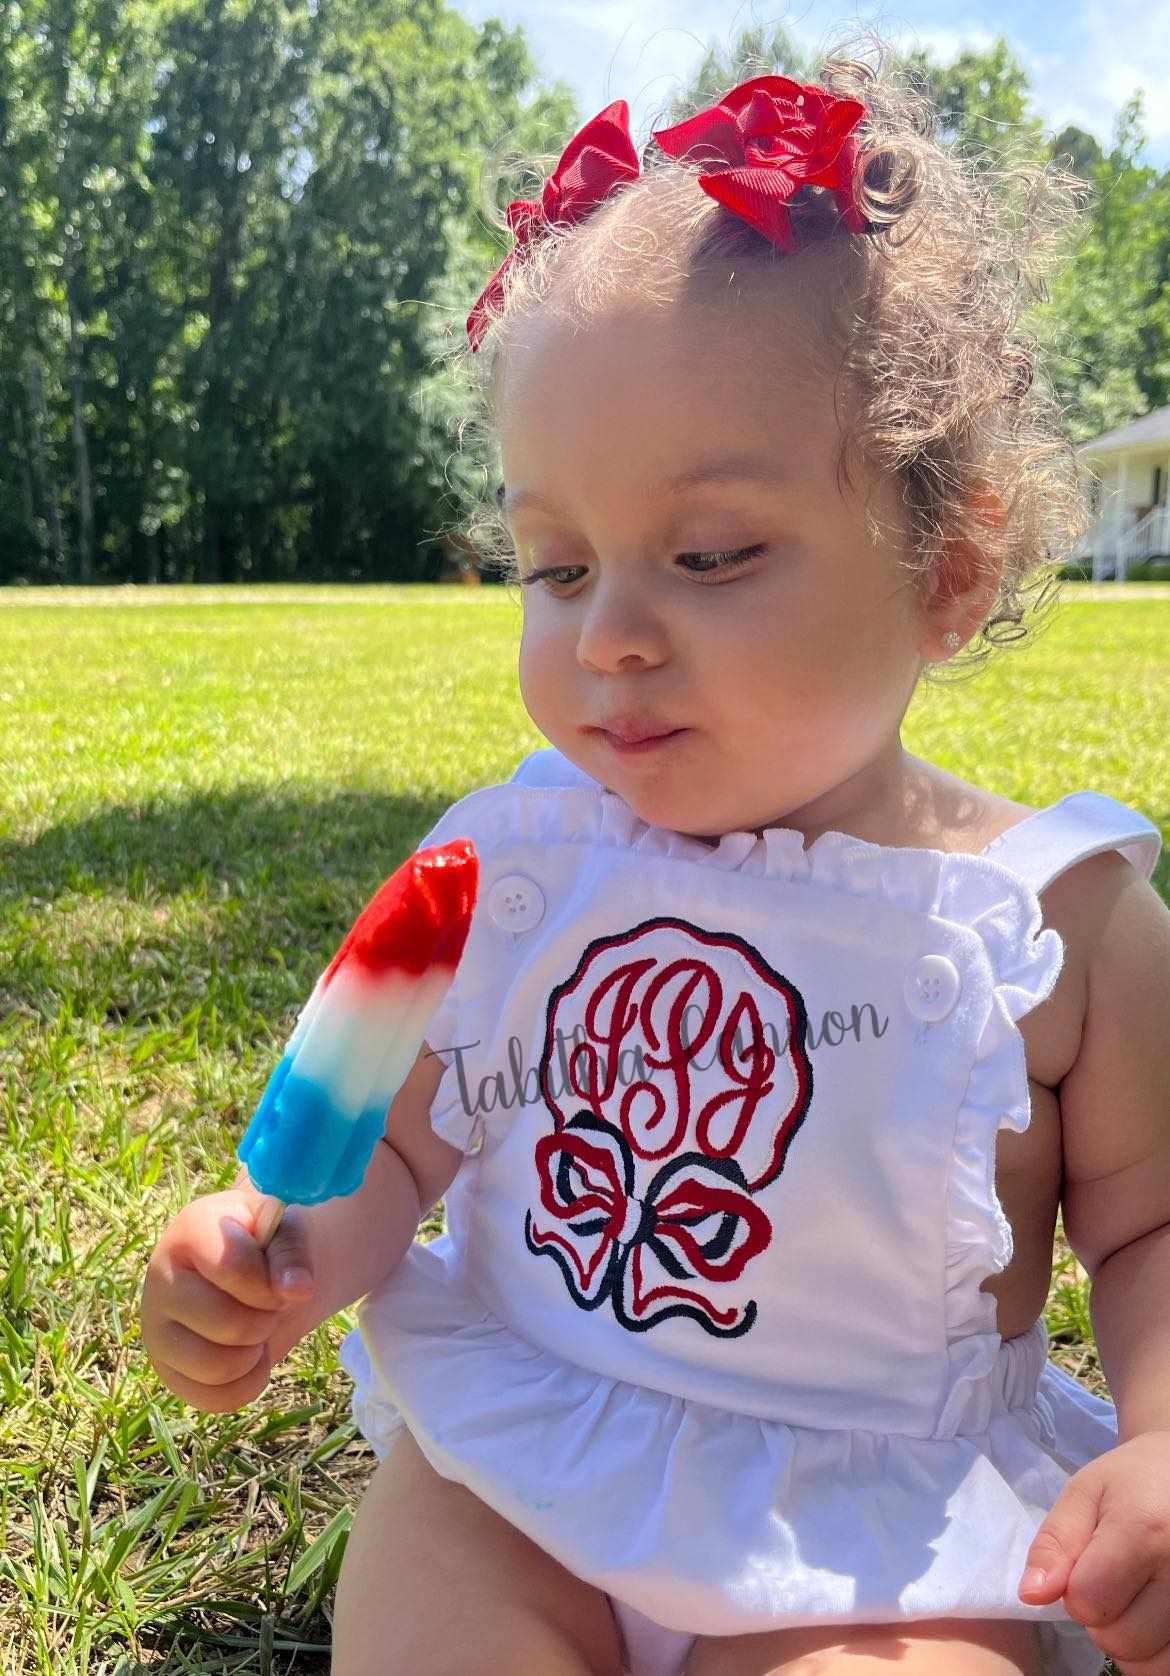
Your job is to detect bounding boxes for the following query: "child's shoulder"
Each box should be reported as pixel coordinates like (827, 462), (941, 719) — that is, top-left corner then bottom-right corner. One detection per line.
(894, 761), (1166, 1092)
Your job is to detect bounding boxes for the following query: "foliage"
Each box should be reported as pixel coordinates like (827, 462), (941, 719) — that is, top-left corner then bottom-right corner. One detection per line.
(1032, 95), (1170, 439)
(0, 0), (578, 585)
(903, 37), (1047, 169)
(1, 13), (1168, 583)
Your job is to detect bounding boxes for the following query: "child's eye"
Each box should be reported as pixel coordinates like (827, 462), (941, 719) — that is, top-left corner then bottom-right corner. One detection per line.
(519, 544), (766, 592)
(519, 565), (585, 590)
(677, 544), (766, 580)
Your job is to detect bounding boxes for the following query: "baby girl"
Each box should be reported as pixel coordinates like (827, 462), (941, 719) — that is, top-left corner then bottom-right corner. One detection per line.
(141, 47), (1170, 1676)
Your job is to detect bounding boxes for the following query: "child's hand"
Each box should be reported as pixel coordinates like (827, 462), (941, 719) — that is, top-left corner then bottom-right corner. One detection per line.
(1019, 1431), (1170, 1671)
(140, 1188), (316, 1413)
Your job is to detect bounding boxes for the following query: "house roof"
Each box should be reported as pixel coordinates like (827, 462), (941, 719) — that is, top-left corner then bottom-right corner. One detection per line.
(1078, 404), (1170, 456)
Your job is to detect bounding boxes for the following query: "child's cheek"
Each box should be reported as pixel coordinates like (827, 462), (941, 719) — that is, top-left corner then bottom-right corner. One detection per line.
(518, 613), (569, 730)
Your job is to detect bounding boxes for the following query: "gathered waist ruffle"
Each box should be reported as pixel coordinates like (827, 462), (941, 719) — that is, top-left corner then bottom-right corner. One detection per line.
(937, 1317), (1059, 1442)
(339, 1245), (1115, 1676)
(347, 1236), (1058, 1445)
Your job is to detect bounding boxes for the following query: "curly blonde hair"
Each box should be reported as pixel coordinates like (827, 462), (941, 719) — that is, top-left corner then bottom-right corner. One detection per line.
(437, 40), (1088, 684)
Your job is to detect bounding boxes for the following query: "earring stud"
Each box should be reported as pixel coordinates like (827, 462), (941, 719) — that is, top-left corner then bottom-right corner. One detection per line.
(942, 631), (962, 652)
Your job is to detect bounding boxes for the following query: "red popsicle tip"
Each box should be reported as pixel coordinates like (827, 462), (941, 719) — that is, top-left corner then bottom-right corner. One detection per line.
(320, 838), (478, 987)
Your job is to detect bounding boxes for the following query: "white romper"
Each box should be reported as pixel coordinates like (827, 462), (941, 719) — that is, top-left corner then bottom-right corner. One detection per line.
(340, 746), (1164, 1676)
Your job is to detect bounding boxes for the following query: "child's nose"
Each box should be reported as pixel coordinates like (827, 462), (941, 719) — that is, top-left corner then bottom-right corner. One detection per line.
(575, 574), (670, 674)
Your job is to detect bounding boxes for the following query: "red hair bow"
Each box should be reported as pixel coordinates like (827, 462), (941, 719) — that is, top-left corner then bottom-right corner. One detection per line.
(466, 99), (641, 352)
(650, 75), (867, 253)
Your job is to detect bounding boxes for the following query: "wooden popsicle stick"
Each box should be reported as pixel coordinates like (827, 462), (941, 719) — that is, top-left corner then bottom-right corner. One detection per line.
(252, 1194), (287, 1252)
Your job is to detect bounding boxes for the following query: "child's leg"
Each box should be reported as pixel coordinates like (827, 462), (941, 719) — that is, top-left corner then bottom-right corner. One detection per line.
(684, 1617), (1045, 1676)
(331, 1426), (626, 1676)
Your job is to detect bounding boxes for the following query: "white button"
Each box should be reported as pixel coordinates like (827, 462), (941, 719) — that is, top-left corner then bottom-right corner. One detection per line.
(904, 954), (961, 1022)
(486, 873), (546, 934)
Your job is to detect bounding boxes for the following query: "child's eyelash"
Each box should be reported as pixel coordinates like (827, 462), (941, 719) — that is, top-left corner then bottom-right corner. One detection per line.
(519, 544), (766, 589)
(679, 543), (767, 577)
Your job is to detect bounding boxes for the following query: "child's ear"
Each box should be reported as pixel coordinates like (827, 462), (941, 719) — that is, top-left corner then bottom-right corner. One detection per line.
(922, 522), (1003, 657)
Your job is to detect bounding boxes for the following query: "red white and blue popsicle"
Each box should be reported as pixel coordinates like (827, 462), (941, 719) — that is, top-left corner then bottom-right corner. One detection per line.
(237, 838), (478, 1237)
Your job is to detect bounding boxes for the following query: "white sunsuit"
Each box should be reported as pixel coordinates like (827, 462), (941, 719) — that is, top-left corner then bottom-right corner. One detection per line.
(340, 746), (1163, 1676)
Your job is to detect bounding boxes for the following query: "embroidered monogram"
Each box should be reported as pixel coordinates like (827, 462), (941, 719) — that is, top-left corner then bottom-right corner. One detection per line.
(524, 916), (815, 1335)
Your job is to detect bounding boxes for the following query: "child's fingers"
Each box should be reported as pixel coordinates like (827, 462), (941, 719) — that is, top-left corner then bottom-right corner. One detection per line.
(1084, 1574), (1170, 1667)
(183, 1206), (287, 1312)
(152, 1346), (275, 1415)
(167, 1266), (283, 1347)
(153, 1317), (267, 1387)
(1064, 1520), (1158, 1629)
(263, 1219), (315, 1301)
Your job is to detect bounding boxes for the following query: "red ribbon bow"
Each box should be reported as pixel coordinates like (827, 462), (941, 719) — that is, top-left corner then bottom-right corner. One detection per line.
(526, 1119), (771, 1335)
(465, 99), (641, 352)
(650, 75), (867, 253)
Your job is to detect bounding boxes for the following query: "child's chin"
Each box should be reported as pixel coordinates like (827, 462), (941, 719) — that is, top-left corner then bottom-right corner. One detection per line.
(618, 787), (715, 840)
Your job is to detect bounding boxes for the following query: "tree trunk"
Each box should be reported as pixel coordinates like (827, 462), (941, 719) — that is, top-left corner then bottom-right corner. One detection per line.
(201, 503), (224, 584)
(140, 392), (160, 583)
(197, 191), (244, 586)
(12, 398), (36, 536)
(64, 244), (94, 584)
(22, 348), (66, 578)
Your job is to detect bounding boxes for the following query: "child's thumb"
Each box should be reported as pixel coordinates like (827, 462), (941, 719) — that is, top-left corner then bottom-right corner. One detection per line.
(1018, 1474), (1101, 1604)
(264, 1222), (315, 1304)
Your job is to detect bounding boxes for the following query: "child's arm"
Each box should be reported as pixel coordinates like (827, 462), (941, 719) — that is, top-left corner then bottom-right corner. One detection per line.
(142, 1041), (460, 1411)
(1016, 848), (1170, 1632)
(256, 1040), (461, 1357)
(1055, 853), (1170, 1442)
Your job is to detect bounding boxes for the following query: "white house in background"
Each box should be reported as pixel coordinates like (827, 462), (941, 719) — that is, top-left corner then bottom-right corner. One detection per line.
(1076, 404), (1170, 580)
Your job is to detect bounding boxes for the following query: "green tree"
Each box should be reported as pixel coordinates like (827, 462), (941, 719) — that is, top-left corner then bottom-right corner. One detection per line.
(657, 25), (809, 128)
(1049, 124), (1104, 179)
(2, 10), (1167, 581)
(1032, 95), (1170, 440)
(902, 38), (1045, 168)
(0, 0), (574, 584)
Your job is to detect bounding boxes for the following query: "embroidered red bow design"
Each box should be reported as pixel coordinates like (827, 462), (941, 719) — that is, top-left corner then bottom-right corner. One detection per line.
(465, 99), (641, 352)
(650, 75), (867, 252)
(525, 1116), (771, 1336)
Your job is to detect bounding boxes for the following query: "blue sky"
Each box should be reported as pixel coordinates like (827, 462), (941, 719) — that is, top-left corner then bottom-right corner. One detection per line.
(453, 0), (1170, 168)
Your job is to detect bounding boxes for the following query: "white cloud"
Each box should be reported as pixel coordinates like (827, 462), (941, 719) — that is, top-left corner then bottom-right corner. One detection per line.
(896, 22), (998, 60)
(1081, 0), (1170, 144)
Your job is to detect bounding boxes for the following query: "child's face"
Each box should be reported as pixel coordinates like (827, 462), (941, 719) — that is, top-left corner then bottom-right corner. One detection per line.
(500, 255), (950, 841)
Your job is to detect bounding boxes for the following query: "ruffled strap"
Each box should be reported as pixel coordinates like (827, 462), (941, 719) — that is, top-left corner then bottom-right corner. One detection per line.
(939, 792), (1162, 1436)
(938, 871), (1066, 1437)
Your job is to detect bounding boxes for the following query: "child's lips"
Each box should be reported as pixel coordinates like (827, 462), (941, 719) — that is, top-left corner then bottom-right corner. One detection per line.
(593, 725), (690, 754)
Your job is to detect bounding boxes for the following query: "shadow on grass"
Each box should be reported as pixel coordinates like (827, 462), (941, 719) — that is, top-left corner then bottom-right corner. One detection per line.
(2, 788), (465, 1671)
(2, 790), (1167, 1036)
(0, 784), (469, 1029)
(125, 1607), (335, 1674)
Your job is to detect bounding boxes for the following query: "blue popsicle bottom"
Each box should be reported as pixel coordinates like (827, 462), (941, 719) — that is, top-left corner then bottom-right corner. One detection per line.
(237, 1052), (389, 1205)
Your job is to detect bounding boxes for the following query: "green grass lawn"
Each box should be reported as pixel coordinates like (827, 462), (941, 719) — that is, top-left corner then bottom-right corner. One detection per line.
(2, 581), (1166, 1674)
